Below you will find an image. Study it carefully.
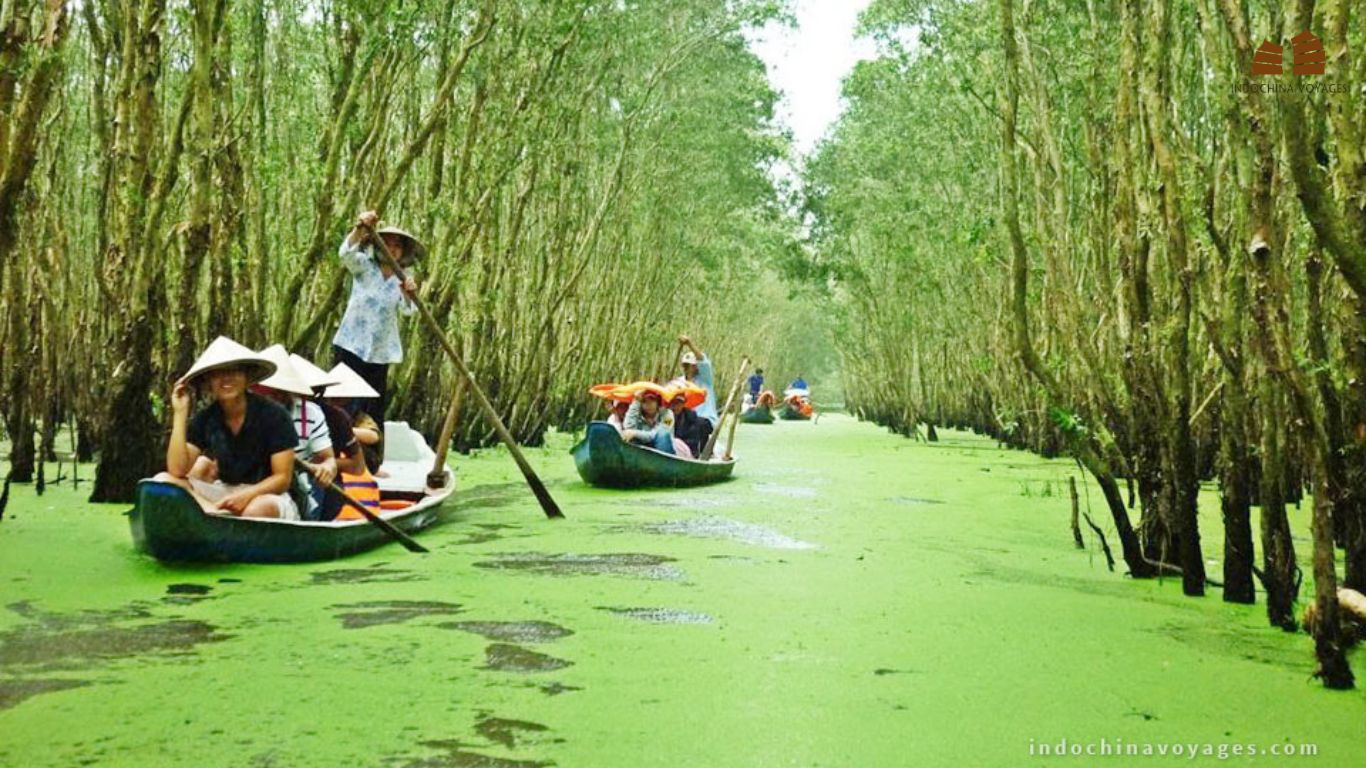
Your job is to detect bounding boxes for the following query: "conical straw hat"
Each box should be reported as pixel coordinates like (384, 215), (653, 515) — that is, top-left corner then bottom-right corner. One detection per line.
(323, 363), (380, 399)
(588, 383), (621, 398)
(256, 345), (314, 396)
(589, 383), (634, 403)
(288, 353), (340, 393)
(666, 384), (707, 409)
(376, 225), (427, 265)
(614, 380), (668, 401)
(178, 336), (276, 386)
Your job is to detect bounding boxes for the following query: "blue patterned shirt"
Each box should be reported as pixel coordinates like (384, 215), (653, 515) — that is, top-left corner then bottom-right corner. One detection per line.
(331, 237), (417, 364)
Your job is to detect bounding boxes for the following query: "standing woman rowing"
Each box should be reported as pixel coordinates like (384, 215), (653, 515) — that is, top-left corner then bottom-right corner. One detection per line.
(331, 209), (426, 441)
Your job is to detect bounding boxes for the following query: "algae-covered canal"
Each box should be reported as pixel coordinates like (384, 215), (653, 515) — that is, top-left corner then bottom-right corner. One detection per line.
(2, 415), (1362, 766)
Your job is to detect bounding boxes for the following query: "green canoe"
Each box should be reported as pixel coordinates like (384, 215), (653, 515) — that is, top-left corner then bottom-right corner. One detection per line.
(779, 404), (812, 421)
(571, 422), (735, 488)
(740, 405), (774, 424)
(128, 422), (454, 563)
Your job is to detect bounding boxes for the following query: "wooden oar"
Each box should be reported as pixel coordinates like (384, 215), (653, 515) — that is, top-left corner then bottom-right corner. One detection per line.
(701, 356), (750, 460)
(427, 378), (465, 490)
(367, 227), (565, 519)
(722, 379), (744, 460)
(299, 458), (429, 553)
(669, 340), (684, 379)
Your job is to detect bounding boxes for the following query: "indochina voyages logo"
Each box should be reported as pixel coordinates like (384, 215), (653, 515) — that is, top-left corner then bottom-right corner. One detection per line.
(1242, 29), (1352, 94)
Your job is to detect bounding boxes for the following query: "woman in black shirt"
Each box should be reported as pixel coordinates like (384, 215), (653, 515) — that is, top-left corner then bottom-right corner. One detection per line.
(156, 337), (299, 518)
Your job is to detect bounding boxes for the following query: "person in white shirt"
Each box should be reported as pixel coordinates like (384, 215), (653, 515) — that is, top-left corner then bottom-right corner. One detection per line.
(331, 209), (424, 436)
(256, 346), (337, 521)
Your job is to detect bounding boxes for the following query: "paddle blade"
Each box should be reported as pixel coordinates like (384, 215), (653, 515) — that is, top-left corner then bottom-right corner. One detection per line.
(393, 531), (431, 553)
(526, 471), (564, 519)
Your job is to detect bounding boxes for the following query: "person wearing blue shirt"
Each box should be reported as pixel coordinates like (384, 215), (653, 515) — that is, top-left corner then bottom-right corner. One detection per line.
(673, 335), (718, 427)
(790, 375), (808, 391)
(748, 368), (764, 399)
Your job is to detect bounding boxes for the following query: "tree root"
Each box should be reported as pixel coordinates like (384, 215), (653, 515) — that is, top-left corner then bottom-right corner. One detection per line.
(1141, 556), (1225, 588)
(1081, 512), (1115, 572)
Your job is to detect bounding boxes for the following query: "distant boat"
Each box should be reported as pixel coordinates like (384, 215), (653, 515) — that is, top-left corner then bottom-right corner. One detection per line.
(571, 422), (735, 488)
(740, 404), (774, 424)
(129, 422), (453, 563)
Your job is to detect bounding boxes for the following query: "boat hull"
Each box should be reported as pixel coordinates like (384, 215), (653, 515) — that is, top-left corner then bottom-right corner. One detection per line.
(571, 422), (735, 488)
(740, 406), (774, 424)
(129, 472), (452, 564)
(779, 405), (812, 421)
(129, 421), (453, 564)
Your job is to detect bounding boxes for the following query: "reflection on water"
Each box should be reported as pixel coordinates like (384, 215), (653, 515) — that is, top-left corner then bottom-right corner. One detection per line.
(638, 517), (816, 550)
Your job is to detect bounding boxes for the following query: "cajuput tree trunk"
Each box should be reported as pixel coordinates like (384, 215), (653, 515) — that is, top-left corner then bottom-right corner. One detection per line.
(1138, 0), (1203, 595)
(1217, 363), (1256, 604)
(91, 0), (169, 503)
(999, 0), (1152, 578)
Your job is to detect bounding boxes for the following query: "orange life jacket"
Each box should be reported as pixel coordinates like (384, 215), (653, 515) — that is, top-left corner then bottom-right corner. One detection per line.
(335, 468), (382, 521)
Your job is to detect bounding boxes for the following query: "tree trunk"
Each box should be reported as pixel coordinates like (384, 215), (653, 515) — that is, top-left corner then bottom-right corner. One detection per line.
(999, 0), (1152, 578)
(1218, 385), (1256, 603)
(89, 309), (161, 503)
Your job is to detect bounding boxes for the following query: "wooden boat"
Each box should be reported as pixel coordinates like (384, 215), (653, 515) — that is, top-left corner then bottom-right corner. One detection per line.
(740, 405), (774, 424)
(779, 404), (812, 421)
(129, 422), (454, 563)
(571, 421), (735, 488)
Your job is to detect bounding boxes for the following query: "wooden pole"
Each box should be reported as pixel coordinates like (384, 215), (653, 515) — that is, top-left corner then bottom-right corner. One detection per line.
(670, 341), (684, 379)
(701, 356), (749, 460)
(722, 379), (743, 460)
(368, 227), (564, 519)
(427, 378), (465, 489)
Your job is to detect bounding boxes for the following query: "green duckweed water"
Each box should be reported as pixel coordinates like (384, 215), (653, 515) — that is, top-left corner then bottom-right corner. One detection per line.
(1, 415), (1362, 766)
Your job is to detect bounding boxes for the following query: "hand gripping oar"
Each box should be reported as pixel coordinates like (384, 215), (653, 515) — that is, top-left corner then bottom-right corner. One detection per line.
(367, 227), (565, 519)
(298, 458), (429, 553)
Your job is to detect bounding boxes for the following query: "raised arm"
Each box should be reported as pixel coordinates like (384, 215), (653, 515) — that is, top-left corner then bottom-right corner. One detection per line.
(678, 334), (704, 359)
(166, 382), (201, 478)
(347, 209), (379, 247)
(339, 210), (379, 274)
(621, 396), (656, 443)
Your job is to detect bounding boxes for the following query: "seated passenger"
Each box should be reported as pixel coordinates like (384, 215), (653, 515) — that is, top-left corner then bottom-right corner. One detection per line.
(323, 362), (385, 519)
(325, 362), (385, 476)
(155, 337), (298, 519)
(621, 384), (675, 454)
(291, 354), (368, 521)
(606, 398), (631, 433)
(668, 386), (712, 458)
(257, 345), (337, 521)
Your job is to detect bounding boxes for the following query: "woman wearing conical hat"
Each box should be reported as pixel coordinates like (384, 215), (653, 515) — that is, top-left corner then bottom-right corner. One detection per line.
(332, 209), (425, 434)
(154, 337), (300, 519)
(324, 361), (385, 476)
(322, 362), (385, 521)
(255, 345), (337, 521)
(290, 353), (365, 480)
